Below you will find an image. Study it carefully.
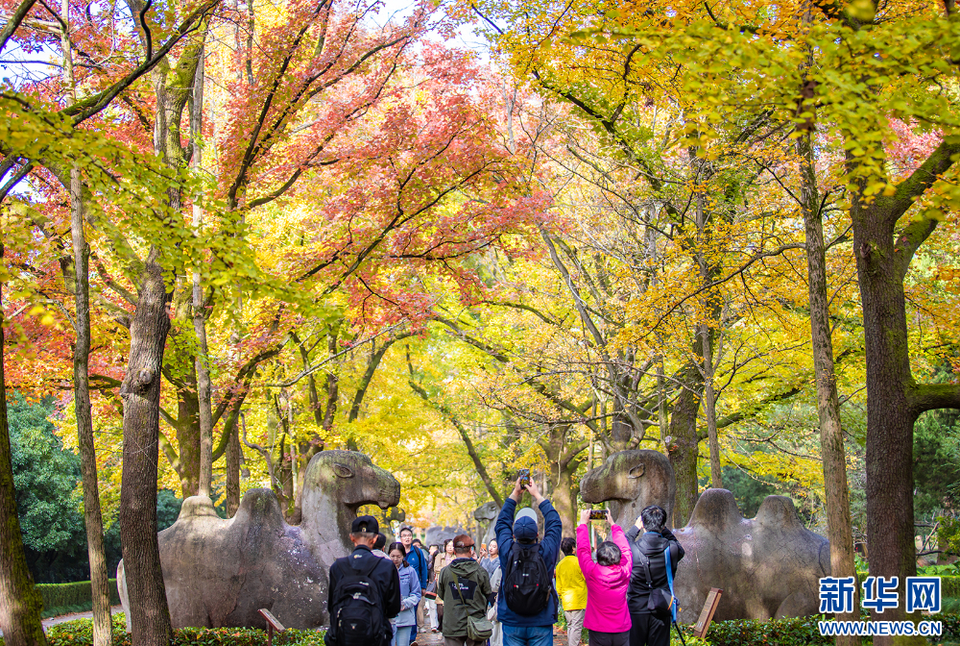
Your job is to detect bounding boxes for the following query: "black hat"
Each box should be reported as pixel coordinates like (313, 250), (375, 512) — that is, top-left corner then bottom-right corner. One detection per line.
(351, 515), (379, 534)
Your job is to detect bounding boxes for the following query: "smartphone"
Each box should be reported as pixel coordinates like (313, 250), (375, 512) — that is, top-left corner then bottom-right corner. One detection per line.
(588, 509), (607, 520)
(517, 468), (531, 487)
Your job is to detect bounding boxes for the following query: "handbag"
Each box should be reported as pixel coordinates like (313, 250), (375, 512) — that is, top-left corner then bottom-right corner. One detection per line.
(423, 580), (437, 600)
(454, 574), (494, 641)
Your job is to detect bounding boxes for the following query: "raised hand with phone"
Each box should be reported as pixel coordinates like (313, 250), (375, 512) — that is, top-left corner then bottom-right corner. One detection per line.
(509, 469), (544, 504)
(579, 508), (613, 524)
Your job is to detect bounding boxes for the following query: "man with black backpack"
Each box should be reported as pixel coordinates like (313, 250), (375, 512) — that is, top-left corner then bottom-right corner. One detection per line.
(326, 516), (401, 646)
(625, 505), (684, 646)
(494, 475), (562, 646)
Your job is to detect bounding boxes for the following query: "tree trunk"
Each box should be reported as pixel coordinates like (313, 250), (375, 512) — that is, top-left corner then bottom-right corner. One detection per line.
(798, 127), (860, 645)
(70, 168), (112, 646)
(852, 207), (920, 646)
(174, 377), (201, 498)
(667, 360), (701, 528)
(552, 465), (576, 538)
(190, 48), (213, 498)
(60, 10), (111, 642)
(847, 137), (960, 645)
(539, 425), (587, 537)
(700, 324), (722, 489)
(225, 415), (241, 516)
(119, 247), (173, 646)
(0, 244), (47, 646)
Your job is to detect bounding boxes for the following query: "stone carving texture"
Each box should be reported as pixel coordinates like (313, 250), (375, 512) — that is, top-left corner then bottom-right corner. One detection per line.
(473, 501), (500, 544)
(118, 451), (400, 630)
(579, 451), (829, 623)
(579, 449), (676, 528)
(425, 525), (470, 547)
(673, 489), (830, 623)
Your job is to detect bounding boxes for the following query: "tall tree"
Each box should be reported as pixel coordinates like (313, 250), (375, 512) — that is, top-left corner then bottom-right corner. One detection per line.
(0, 244), (47, 646)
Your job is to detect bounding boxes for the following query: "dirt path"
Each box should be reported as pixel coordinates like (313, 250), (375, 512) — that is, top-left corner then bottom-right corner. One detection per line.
(44, 606), (124, 628)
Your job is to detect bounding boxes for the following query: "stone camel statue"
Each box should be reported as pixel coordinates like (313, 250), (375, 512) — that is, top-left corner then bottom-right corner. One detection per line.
(118, 450), (400, 630)
(578, 451), (829, 623)
(473, 501), (500, 545)
(672, 489), (829, 623)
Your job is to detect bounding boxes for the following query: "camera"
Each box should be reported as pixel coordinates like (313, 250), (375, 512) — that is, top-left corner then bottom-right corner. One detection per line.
(588, 509), (607, 520)
(517, 468), (531, 487)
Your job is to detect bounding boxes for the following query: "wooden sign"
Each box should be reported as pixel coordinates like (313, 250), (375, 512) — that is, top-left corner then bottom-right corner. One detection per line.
(259, 608), (286, 646)
(692, 588), (723, 638)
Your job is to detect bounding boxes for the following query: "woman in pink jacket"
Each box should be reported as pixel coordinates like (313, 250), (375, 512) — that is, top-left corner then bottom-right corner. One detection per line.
(576, 509), (634, 646)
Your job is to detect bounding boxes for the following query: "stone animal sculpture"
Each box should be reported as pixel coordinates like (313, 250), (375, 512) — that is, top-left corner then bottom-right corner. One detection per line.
(578, 451), (829, 623)
(118, 450), (400, 630)
(473, 501), (500, 544)
(425, 525), (470, 547)
(672, 489), (829, 623)
(579, 449), (675, 528)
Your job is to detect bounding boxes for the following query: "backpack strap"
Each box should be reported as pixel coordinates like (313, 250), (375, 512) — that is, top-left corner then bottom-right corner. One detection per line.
(664, 547), (677, 623)
(635, 547), (654, 589)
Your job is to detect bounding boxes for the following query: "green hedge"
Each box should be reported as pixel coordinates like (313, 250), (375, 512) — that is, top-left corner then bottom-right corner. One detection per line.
(38, 614), (326, 646)
(696, 614), (834, 646)
(670, 612), (960, 646)
(37, 579), (122, 618)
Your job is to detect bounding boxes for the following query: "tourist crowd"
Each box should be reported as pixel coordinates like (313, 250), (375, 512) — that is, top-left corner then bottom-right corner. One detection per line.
(324, 476), (683, 646)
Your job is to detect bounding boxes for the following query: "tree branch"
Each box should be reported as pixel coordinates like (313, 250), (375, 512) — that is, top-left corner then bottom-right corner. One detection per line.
(909, 382), (960, 415)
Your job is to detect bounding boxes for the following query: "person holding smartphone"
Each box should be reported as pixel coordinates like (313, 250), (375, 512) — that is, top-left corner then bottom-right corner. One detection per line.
(576, 510), (632, 646)
(494, 472), (562, 646)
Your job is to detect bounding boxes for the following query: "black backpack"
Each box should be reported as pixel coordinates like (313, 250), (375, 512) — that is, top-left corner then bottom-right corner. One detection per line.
(503, 542), (552, 616)
(333, 556), (386, 646)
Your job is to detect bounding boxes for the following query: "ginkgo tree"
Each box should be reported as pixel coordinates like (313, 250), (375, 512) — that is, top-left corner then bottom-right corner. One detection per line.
(462, 1), (960, 644)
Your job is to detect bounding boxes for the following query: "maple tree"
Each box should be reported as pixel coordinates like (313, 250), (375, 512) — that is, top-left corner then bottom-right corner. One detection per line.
(4, 2), (960, 646)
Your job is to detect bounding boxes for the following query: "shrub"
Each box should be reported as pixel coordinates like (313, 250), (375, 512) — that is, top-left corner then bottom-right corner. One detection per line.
(38, 579), (122, 618)
(702, 614), (834, 646)
(39, 614), (326, 646)
(941, 612), (960, 641)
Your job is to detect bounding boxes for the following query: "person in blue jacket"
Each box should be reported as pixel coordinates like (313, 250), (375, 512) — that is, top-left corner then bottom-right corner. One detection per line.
(495, 476), (562, 646)
(399, 527), (430, 640)
(387, 541), (423, 646)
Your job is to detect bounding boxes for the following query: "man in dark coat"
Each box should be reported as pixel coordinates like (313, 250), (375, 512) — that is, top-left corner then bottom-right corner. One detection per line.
(326, 515), (401, 646)
(625, 505), (684, 646)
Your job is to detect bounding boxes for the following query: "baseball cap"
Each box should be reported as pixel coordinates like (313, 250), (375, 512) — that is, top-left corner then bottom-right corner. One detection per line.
(351, 515), (379, 534)
(453, 534), (475, 549)
(513, 516), (538, 543)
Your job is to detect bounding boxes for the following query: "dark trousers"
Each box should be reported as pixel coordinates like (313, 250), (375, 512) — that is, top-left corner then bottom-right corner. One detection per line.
(588, 630), (629, 646)
(628, 612), (669, 646)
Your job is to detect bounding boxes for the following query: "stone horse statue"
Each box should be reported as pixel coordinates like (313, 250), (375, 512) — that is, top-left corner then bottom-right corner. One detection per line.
(473, 501), (500, 545)
(580, 449), (675, 528)
(118, 450), (400, 630)
(579, 450), (829, 623)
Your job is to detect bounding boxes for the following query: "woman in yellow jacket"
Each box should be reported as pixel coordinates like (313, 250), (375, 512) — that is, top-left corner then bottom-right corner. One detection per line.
(556, 536), (587, 646)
